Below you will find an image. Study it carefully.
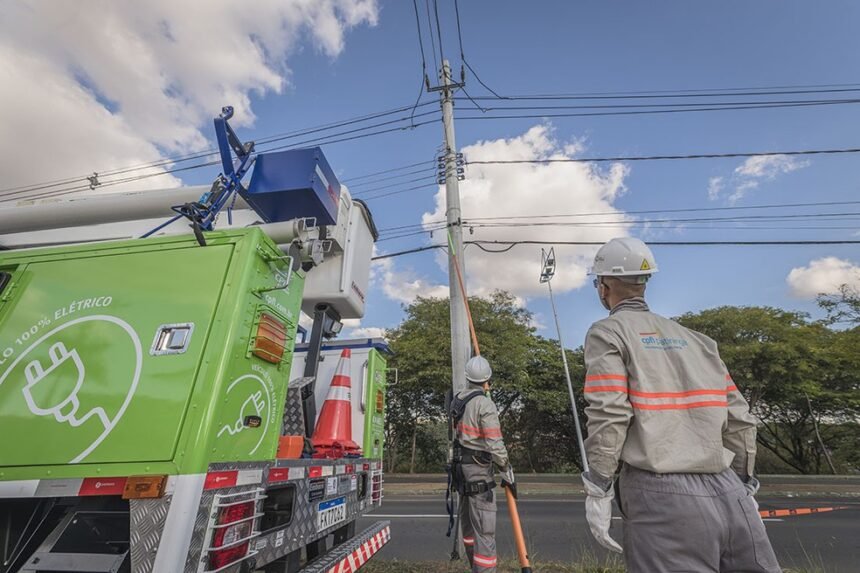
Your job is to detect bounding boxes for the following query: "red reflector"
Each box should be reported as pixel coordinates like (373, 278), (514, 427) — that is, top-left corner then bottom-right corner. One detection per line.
(209, 500), (255, 570)
(79, 477), (127, 497)
(204, 471), (238, 491)
(252, 312), (287, 364)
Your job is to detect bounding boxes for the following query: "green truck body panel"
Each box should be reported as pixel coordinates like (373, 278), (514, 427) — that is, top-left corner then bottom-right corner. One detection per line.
(362, 349), (386, 458)
(0, 229), (303, 481)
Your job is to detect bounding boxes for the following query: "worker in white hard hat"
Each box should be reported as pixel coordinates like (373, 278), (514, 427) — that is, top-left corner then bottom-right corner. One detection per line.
(581, 237), (780, 572)
(447, 356), (513, 573)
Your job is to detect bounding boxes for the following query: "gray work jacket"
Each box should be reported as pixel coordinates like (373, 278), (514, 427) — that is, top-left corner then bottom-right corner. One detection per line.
(583, 298), (757, 479)
(455, 387), (510, 468)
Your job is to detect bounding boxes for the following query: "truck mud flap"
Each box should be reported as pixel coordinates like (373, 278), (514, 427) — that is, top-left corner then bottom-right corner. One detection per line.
(300, 521), (390, 573)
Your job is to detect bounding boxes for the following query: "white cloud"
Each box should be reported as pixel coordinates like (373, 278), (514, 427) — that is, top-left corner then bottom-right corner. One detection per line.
(338, 318), (385, 339)
(708, 154), (809, 204)
(421, 125), (630, 299)
(734, 155), (808, 179)
(372, 255), (448, 304)
(707, 176), (724, 201)
(375, 126), (631, 303)
(786, 257), (860, 298)
(0, 0), (377, 201)
(347, 326), (386, 338)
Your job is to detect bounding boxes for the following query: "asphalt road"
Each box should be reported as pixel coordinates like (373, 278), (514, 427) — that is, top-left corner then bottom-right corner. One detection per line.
(359, 494), (860, 571)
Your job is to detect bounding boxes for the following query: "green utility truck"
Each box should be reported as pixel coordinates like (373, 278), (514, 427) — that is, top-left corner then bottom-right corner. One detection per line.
(0, 219), (390, 570)
(0, 107), (392, 573)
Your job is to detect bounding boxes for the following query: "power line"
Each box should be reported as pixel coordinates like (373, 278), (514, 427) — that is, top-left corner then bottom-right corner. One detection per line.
(462, 211), (860, 229)
(4, 116), (441, 203)
(424, 0), (440, 79)
(357, 181), (439, 202)
(346, 167), (437, 188)
(457, 99), (860, 121)
(371, 238), (860, 261)
(451, 96), (860, 111)
(349, 174), (438, 194)
(342, 160), (435, 183)
(455, 86), (860, 102)
(465, 146), (860, 166)
(432, 0), (445, 69)
(0, 101), (437, 197)
(462, 199), (860, 222)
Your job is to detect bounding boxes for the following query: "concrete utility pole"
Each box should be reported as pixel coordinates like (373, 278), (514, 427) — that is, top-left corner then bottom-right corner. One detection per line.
(437, 60), (470, 394)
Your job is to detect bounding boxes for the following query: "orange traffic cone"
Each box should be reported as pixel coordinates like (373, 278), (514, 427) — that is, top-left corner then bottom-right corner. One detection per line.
(311, 348), (361, 458)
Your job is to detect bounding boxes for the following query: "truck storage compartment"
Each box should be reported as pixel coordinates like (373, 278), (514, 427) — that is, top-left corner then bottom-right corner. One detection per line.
(0, 244), (233, 467)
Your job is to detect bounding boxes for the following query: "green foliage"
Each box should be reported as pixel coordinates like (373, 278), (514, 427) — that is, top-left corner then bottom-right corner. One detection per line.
(382, 291), (859, 475)
(677, 306), (860, 474)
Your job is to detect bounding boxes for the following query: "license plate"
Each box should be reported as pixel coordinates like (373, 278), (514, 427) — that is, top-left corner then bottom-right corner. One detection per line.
(317, 497), (347, 532)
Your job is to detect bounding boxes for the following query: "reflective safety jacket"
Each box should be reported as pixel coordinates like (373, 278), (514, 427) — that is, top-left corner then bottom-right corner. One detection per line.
(583, 298), (757, 479)
(454, 387), (509, 468)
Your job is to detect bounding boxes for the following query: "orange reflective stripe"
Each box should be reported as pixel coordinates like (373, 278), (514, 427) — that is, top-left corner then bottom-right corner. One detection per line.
(630, 400), (727, 410)
(457, 423), (483, 438)
(458, 423), (502, 439)
(586, 374), (628, 382)
(629, 387), (729, 398)
(473, 554), (497, 567)
(725, 374), (733, 381)
(584, 385), (629, 394)
(462, 536), (475, 546)
(726, 384), (738, 392)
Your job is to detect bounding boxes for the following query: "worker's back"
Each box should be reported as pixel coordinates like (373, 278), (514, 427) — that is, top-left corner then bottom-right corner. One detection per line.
(585, 297), (747, 474)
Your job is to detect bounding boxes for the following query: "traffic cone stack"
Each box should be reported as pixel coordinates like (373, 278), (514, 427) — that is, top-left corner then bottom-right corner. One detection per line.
(311, 348), (361, 459)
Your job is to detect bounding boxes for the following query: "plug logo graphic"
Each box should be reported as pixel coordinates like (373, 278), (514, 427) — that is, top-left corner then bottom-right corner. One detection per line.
(217, 374), (272, 455)
(22, 342), (95, 425)
(0, 315), (142, 464)
(218, 391), (266, 437)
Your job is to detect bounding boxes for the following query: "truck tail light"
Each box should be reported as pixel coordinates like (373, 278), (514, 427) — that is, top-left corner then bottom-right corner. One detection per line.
(252, 312), (287, 364)
(209, 500), (256, 570)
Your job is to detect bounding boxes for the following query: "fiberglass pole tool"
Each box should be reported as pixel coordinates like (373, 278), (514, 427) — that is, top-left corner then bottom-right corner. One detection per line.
(448, 231), (533, 573)
(540, 248), (589, 473)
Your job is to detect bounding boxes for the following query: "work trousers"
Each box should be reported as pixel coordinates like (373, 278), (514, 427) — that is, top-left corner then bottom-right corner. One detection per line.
(459, 462), (498, 572)
(618, 464), (781, 573)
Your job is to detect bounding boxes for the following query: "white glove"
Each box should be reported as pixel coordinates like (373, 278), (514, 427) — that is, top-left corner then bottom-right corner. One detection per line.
(744, 476), (761, 511)
(581, 472), (623, 554)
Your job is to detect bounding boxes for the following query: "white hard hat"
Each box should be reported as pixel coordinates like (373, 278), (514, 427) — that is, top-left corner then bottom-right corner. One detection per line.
(465, 356), (492, 383)
(590, 237), (658, 280)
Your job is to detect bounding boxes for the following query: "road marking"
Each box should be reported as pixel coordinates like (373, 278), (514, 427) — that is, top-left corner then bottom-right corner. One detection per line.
(762, 518), (784, 522)
(759, 506), (850, 518)
(373, 514), (450, 518)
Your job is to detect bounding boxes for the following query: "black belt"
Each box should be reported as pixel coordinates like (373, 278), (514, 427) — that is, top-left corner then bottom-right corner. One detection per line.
(454, 444), (492, 465)
(463, 480), (496, 496)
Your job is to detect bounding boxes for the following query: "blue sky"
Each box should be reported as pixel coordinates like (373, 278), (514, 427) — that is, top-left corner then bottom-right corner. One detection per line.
(4, 0), (859, 345)
(244, 0), (860, 343)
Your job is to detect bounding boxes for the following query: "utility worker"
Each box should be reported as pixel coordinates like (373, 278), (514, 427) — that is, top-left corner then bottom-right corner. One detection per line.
(581, 237), (780, 573)
(449, 356), (515, 573)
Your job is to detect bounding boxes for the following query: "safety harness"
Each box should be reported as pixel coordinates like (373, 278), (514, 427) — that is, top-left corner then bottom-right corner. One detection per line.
(445, 388), (497, 537)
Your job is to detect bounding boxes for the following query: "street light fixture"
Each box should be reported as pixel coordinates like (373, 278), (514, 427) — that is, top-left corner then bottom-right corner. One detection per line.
(540, 248), (590, 473)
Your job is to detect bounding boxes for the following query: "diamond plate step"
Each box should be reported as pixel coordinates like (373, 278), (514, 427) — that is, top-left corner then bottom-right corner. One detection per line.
(300, 521), (391, 573)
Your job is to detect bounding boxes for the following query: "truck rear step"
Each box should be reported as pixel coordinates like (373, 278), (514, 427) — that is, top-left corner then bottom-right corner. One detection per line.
(300, 521), (389, 573)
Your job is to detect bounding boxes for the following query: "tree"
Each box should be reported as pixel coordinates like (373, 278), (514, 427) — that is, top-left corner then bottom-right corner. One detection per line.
(817, 284), (860, 326)
(383, 291), (591, 473)
(384, 292), (540, 473)
(677, 306), (860, 474)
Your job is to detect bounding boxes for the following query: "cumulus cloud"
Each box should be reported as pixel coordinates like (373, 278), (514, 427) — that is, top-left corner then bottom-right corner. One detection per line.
(786, 257), (860, 298)
(376, 125), (631, 303)
(0, 0), (377, 201)
(373, 255), (449, 304)
(708, 154), (809, 204)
